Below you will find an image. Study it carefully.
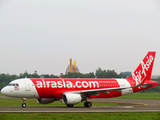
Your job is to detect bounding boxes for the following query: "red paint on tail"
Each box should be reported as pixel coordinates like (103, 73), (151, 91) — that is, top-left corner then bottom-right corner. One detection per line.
(127, 51), (156, 85)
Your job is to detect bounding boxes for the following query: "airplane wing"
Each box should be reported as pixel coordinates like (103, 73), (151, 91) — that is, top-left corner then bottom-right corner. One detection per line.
(63, 81), (158, 97)
(63, 86), (132, 97)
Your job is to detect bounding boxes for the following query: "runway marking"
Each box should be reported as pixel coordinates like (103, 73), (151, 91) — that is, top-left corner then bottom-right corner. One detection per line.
(91, 106), (134, 108)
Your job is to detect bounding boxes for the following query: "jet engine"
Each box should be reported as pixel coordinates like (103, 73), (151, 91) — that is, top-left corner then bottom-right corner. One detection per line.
(37, 98), (56, 104)
(62, 94), (82, 105)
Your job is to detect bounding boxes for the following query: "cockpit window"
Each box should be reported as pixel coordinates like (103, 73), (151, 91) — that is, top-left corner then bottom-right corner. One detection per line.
(8, 83), (19, 86)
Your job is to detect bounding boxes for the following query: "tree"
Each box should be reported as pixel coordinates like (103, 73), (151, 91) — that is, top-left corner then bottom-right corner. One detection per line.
(106, 70), (117, 78)
(95, 67), (103, 78)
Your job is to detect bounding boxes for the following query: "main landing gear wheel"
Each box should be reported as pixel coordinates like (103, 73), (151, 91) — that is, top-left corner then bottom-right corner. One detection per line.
(22, 98), (27, 108)
(67, 104), (74, 107)
(84, 102), (92, 108)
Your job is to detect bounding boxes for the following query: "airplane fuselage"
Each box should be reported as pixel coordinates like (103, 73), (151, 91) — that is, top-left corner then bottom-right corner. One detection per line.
(1, 51), (159, 108)
(2, 78), (158, 99)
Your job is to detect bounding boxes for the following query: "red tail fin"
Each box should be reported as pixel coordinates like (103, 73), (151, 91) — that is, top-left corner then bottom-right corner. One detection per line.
(127, 51), (156, 85)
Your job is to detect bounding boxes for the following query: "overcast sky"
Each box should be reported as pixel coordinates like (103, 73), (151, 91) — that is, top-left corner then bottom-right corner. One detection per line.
(0, 0), (160, 76)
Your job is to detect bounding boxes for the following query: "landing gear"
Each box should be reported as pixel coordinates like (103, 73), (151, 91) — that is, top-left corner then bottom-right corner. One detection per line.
(67, 104), (74, 107)
(84, 102), (92, 108)
(22, 98), (27, 108)
(22, 103), (26, 108)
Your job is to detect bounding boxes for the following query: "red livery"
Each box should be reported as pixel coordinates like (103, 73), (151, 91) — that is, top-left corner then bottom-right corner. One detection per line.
(1, 52), (159, 108)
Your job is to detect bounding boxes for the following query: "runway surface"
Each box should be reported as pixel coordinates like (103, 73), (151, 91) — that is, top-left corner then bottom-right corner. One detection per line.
(0, 98), (160, 113)
(0, 106), (160, 113)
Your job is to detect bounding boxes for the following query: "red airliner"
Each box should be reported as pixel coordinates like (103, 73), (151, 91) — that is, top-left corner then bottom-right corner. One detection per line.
(1, 51), (159, 108)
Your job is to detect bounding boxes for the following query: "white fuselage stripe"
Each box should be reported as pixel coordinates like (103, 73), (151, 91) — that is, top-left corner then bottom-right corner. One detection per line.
(116, 79), (133, 96)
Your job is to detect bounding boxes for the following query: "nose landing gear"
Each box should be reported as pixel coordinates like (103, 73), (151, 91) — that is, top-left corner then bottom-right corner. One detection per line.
(22, 98), (27, 108)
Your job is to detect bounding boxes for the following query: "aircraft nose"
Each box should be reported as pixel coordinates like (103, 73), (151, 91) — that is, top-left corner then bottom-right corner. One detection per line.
(1, 87), (7, 96)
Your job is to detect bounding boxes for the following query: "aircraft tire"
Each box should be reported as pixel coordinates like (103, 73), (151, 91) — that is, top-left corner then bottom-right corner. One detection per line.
(84, 102), (92, 107)
(22, 103), (26, 108)
(67, 104), (74, 107)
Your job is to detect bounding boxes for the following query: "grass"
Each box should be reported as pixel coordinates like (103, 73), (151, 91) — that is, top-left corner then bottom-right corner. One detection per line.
(0, 92), (160, 107)
(116, 93), (160, 100)
(1, 93), (160, 120)
(0, 98), (119, 107)
(0, 93), (4, 96)
(0, 113), (160, 120)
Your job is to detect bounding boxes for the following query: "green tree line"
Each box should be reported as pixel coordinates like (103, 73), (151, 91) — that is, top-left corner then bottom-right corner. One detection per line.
(0, 68), (159, 92)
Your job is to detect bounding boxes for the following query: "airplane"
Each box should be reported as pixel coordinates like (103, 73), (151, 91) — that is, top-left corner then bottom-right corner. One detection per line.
(1, 51), (159, 108)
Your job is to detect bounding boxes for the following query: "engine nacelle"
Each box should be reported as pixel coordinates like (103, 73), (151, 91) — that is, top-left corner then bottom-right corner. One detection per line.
(62, 94), (82, 105)
(37, 98), (55, 104)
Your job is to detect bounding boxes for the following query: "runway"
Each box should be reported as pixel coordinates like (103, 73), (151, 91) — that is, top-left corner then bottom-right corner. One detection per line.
(0, 106), (160, 113)
(0, 98), (160, 112)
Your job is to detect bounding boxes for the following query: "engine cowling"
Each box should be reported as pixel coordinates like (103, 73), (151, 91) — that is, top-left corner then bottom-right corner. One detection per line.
(37, 98), (55, 104)
(62, 94), (82, 105)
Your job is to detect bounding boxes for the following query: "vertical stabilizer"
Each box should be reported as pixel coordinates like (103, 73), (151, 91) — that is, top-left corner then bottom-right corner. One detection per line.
(127, 51), (156, 85)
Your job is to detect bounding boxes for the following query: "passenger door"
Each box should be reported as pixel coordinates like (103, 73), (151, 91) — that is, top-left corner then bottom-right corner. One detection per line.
(24, 80), (31, 91)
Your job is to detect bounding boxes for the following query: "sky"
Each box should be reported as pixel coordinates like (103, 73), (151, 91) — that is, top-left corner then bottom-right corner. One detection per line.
(0, 0), (160, 76)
